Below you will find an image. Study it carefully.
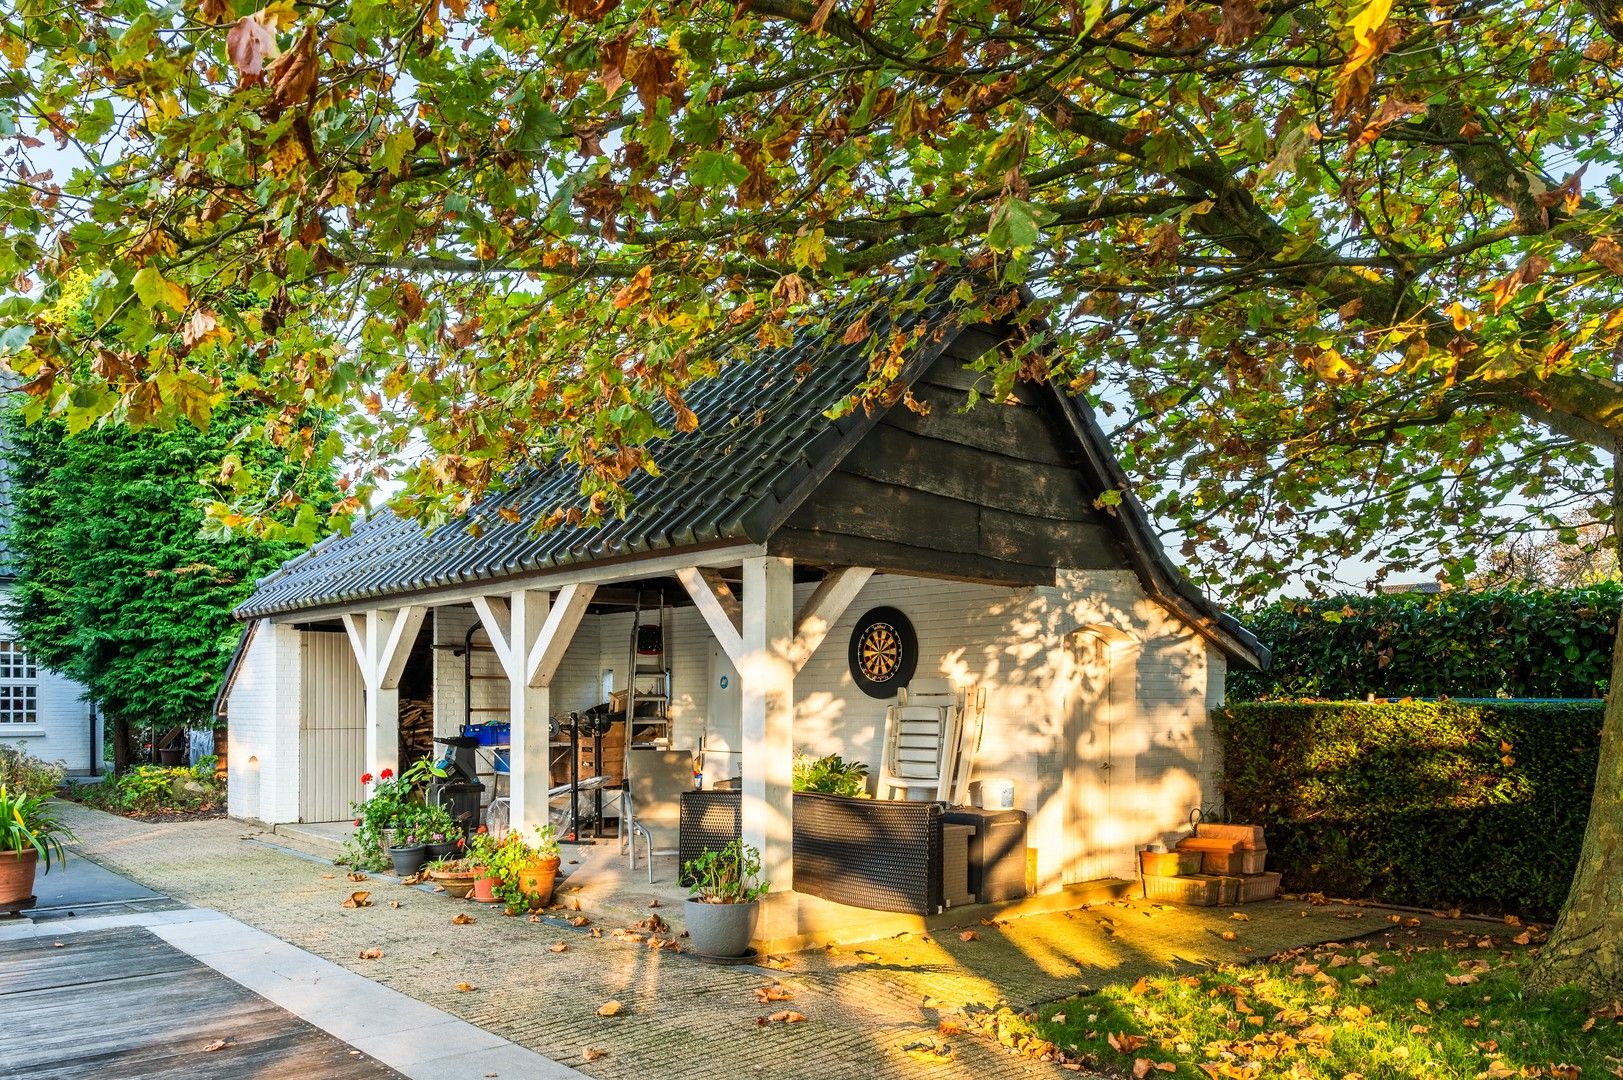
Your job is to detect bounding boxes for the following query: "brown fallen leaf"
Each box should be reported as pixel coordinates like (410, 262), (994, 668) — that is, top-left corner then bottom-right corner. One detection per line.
(358, 947), (384, 960)
(456, 982), (475, 992)
(756, 985), (793, 1003)
(389, 900), (400, 909)
(550, 942), (569, 953)
(1228, 912), (1250, 921)
(321, 872), (335, 880)
(648, 898), (660, 908)
(582, 1046), (607, 1062)
(571, 915), (591, 927)
(1220, 930), (1238, 942)
(1108, 1031), (1147, 1053)
(597, 1000), (624, 1017)
(959, 930), (978, 942)
(341, 891), (372, 909)
(767, 1010), (807, 1023)
(452, 912), (475, 925)
(348, 871), (367, 882)
(1513, 930), (1533, 946)
(202, 1039), (227, 1052)
(1129, 976), (1149, 994)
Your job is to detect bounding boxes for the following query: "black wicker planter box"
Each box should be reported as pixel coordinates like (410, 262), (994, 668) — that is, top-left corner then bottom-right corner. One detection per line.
(678, 790), (946, 915)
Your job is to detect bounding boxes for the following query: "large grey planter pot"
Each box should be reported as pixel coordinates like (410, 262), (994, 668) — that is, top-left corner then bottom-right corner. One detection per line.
(389, 845), (427, 878)
(684, 898), (761, 958)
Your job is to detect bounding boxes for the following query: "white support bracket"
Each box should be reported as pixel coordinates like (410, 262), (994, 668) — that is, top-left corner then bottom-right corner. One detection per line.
(677, 566), (746, 668)
(526, 583), (596, 687)
(789, 566), (872, 674)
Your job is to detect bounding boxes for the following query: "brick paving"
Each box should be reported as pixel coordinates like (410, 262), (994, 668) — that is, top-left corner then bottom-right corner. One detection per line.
(59, 803), (1390, 1079)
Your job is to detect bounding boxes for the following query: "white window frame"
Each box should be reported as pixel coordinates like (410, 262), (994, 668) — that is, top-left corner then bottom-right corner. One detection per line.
(0, 641), (39, 726)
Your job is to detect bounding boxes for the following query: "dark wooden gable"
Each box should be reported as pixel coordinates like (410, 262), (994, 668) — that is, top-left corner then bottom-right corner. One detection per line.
(769, 328), (1133, 585)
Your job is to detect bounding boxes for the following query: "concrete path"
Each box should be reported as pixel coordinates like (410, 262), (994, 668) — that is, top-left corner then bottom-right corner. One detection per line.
(52, 801), (1421, 1080)
(0, 842), (583, 1080)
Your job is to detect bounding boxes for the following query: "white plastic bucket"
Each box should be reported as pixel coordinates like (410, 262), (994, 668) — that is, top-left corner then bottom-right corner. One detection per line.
(976, 778), (1016, 810)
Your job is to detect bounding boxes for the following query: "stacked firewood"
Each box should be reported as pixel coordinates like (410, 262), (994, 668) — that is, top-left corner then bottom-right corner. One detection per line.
(400, 699), (434, 761)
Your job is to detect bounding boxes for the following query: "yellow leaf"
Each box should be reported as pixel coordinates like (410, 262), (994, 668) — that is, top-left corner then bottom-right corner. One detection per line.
(596, 1000), (624, 1017)
(456, 981), (475, 992)
(1347, 0), (1393, 46)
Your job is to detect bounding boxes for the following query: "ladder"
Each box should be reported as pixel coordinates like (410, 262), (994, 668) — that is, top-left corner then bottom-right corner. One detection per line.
(626, 589), (672, 747)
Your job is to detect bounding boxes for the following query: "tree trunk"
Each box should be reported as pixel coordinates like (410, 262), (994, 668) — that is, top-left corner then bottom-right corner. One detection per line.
(110, 713), (136, 776)
(1528, 449), (1623, 998)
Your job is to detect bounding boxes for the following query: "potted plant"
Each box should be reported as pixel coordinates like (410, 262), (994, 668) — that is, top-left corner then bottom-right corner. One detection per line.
(792, 753), (871, 797)
(425, 855), (479, 899)
(421, 803), (461, 860)
(387, 807), (429, 878)
(465, 827), (501, 903)
(682, 839), (769, 958)
(487, 825), (562, 912)
(0, 785), (75, 908)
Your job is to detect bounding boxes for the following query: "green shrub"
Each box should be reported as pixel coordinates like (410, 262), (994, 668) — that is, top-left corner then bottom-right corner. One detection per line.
(1229, 584), (1622, 699)
(792, 753), (870, 797)
(70, 759), (224, 816)
(0, 745), (66, 798)
(1216, 700), (1602, 919)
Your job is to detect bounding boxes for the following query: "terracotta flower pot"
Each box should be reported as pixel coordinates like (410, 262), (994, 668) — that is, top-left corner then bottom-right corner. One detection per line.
(0, 849), (39, 908)
(470, 866), (499, 903)
(429, 869), (477, 900)
(516, 855), (561, 910)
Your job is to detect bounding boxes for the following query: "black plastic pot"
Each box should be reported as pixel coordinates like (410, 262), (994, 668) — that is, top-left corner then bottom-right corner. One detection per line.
(389, 845), (427, 878)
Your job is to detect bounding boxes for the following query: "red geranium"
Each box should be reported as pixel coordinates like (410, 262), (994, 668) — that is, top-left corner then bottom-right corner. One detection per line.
(360, 772), (374, 785)
(379, 768), (394, 780)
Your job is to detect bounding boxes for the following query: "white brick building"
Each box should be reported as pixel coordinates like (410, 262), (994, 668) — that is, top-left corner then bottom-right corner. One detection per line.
(218, 290), (1265, 938)
(0, 583), (100, 776)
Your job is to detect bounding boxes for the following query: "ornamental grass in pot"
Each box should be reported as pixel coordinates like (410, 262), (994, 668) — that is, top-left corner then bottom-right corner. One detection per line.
(682, 839), (770, 958)
(0, 785), (75, 908)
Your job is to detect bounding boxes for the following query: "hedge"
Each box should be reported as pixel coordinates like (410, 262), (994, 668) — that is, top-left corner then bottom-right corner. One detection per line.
(1216, 700), (1603, 919)
(1228, 584), (1622, 700)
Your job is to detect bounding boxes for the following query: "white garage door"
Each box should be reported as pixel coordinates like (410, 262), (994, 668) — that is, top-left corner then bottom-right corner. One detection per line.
(300, 631), (366, 823)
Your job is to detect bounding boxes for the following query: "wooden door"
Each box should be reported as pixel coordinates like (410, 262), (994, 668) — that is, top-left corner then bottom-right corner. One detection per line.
(299, 631), (366, 823)
(1062, 628), (1136, 883)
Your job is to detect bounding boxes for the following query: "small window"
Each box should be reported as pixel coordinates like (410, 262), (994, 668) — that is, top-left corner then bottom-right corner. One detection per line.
(0, 641), (38, 724)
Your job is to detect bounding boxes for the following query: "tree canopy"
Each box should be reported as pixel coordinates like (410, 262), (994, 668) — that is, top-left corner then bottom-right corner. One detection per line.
(1, 0), (1620, 594)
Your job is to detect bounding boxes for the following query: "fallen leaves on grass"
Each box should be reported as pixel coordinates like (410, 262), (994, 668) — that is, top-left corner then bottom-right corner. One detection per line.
(959, 930), (978, 942)
(452, 912), (475, 925)
(570, 915), (591, 927)
(596, 1000), (624, 1017)
(1134, 1059), (1175, 1077)
(357, 947), (384, 960)
(1108, 1031), (1148, 1053)
(341, 891), (372, 908)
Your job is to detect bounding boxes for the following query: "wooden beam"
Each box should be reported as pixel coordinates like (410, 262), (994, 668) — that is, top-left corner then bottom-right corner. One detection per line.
(377, 606), (426, 691)
(677, 566), (746, 667)
(789, 567), (872, 675)
(526, 583), (596, 687)
(470, 595), (515, 678)
(341, 612), (370, 683)
(699, 568), (742, 629)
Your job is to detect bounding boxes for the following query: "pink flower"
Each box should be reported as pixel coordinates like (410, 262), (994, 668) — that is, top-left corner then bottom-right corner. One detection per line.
(379, 768), (394, 780)
(360, 772), (374, 785)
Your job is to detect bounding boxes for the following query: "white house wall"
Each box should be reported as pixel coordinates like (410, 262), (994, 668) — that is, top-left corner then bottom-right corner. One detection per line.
(0, 588), (98, 775)
(225, 619), (302, 823)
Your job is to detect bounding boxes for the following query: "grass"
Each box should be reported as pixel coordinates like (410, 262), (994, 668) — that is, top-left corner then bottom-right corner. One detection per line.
(982, 919), (1623, 1079)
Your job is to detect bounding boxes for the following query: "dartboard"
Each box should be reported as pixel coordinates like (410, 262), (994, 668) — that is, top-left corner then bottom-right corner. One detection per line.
(848, 606), (918, 698)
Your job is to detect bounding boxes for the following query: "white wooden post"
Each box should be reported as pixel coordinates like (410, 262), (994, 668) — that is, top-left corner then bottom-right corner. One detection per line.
(739, 555), (795, 890)
(474, 584), (595, 834)
(342, 606), (426, 782)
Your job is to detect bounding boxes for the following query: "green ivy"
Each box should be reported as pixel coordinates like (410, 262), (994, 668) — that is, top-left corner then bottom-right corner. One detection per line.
(1216, 701), (1603, 919)
(1230, 585), (1622, 700)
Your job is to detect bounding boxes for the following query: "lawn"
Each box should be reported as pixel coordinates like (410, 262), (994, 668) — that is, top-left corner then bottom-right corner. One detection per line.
(981, 918), (1623, 1079)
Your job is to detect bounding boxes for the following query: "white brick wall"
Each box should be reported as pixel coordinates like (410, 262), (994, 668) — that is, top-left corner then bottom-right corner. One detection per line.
(224, 619), (302, 823)
(0, 585), (99, 775)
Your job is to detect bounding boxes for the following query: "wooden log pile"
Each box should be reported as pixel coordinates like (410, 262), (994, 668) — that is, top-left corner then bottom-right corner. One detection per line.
(400, 699), (434, 762)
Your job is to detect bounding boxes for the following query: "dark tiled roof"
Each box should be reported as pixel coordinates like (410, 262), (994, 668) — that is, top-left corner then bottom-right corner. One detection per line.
(235, 287), (965, 620)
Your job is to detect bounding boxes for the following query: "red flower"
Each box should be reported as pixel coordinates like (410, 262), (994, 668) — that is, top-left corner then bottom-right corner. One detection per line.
(476, 825), (487, 834)
(379, 768), (394, 780)
(353, 818), (361, 827)
(360, 772), (374, 785)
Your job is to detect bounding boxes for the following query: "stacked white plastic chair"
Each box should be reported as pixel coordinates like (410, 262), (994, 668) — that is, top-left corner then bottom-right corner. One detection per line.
(878, 678), (987, 802)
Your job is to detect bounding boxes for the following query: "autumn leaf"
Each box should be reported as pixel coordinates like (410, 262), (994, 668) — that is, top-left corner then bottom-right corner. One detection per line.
(452, 912), (475, 924)
(456, 981), (475, 992)
(756, 985), (794, 1003)
(225, 16), (278, 82)
(1215, 0), (1265, 47)
(358, 947), (384, 959)
(550, 941), (569, 953)
(1108, 1031), (1148, 1053)
(767, 1010), (807, 1023)
(201, 1039), (227, 1052)
(582, 1046), (607, 1062)
(341, 891), (372, 908)
(268, 26), (319, 108)
(596, 1000), (624, 1017)
(347, 872), (367, 882)
(613, 266), (652, 310)
(959, 930), (978, 942)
